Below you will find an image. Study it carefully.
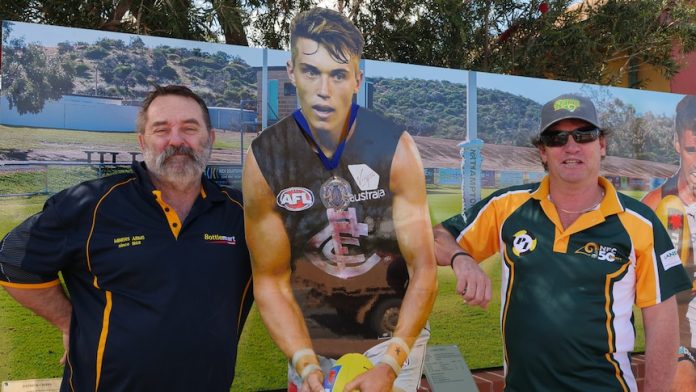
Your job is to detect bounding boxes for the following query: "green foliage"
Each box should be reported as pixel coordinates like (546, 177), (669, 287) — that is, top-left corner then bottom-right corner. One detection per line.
(83, 46), (109, 60)
(477, 88), (540, 146)
(597, 96), (679, 164)
(96, 38), (126, 50)
(2, 1), (695, 88)
(2, 30), (257, 108)
(56, 41), (73, 54)
(74, 62), (90, 77)
(370, 77), (467, 138)
(3, 0), (694, 93)
(1, 37), (75, 115)
(129, 37), (146, 50)
(158, 65), (179, 81)
(181, 56), (224, 69)
(350, 0), (696, 87)
(113, 64), (133, 79)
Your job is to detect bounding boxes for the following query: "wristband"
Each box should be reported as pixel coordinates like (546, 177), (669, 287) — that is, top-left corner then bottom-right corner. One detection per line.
(388, 337), (410, 356)
(380, 354), (402, 376)
(291, 348), (319, 376)
(378, 337), (410, 376)
(450, 251), (471, 269)
(300, 363), (321, 380)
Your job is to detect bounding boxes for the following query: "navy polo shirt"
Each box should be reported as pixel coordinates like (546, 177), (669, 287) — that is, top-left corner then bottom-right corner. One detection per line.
(0, 163), (253, 392)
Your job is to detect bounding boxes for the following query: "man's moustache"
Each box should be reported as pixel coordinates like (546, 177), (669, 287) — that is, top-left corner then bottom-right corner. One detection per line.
(158, 145), (197, 164)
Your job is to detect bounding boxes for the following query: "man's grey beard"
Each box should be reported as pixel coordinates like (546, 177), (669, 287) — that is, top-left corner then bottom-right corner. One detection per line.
(144, 140), (212, 184)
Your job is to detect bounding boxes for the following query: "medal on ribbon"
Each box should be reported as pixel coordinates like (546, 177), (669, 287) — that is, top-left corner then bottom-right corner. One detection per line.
(320, 175), (352, 210)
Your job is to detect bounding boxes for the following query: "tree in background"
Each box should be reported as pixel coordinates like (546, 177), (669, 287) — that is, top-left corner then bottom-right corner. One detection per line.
(352, 0), (696, 87)
(1, 24), (75, 115)
(2, 0), (695, 88)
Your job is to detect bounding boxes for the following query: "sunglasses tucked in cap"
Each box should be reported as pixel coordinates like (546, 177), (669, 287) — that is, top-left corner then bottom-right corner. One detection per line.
(539, 94), (600, 135)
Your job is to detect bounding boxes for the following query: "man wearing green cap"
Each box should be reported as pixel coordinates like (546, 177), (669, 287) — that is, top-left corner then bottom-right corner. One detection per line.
(434, 93), (691, 391)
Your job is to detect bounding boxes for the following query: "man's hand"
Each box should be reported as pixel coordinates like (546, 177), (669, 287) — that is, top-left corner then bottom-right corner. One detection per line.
(452, 254), (492, 309)
(433, 223), (491, 308)
(300, 369), (324, 392)
(343, 363), (396, 392)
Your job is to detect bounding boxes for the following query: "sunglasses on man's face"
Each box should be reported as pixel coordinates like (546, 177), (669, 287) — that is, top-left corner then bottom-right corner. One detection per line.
(540, 127), (601, 147)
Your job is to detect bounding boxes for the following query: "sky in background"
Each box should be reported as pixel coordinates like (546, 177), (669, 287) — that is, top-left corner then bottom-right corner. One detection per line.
(4, 20), (687, 117)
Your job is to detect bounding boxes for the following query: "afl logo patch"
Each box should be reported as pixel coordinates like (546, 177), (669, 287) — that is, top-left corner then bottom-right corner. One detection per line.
(512, 230), (537, 257)
(277, 187), (314, 211)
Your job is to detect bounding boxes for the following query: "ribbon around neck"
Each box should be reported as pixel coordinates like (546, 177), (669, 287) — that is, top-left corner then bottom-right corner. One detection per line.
(292, 103), (360, 171)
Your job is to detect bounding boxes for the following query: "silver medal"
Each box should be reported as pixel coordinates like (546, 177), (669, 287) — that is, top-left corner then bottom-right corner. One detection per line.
(319, 176), (352, 210)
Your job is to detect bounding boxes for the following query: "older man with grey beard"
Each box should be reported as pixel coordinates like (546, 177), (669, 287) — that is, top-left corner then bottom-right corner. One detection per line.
(0, 85), (253, 392)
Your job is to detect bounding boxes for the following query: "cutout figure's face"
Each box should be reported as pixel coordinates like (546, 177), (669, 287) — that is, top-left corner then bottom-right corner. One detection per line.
(288, 38), (362, 135)
(676, 129), (696, 198)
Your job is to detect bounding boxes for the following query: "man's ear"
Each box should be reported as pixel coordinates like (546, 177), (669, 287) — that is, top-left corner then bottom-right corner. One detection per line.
(674, 132), (681, 154)
(538, 145), (547, 163)
(354, 69), (364, 95)
(287, 60), (296, 85)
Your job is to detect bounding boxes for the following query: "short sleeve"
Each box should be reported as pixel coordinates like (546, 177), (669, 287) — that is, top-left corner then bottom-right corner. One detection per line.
(440, 214), (465, 238)
(0, 195), (77, 287)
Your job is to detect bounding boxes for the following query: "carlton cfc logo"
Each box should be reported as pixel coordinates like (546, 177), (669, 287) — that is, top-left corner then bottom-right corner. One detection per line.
(277, 187), (314, 211)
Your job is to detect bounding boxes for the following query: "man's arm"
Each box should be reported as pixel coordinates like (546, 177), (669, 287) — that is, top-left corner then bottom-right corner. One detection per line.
(642, 295), (679, 392)
(3, 284), (72, 363)
(346, 132), (438, 391)
(388, 132), (438, 345)
(433, 223), (491, 308)
(641, 188), (661, 210)
(242, 150), (323, 391)
(1, 206), (75, 364)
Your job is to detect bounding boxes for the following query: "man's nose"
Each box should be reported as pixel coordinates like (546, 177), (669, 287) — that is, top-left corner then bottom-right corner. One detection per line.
(318, 75), (331, 98)
(562, 134), (583, 151)
(168, 128), (186, 146)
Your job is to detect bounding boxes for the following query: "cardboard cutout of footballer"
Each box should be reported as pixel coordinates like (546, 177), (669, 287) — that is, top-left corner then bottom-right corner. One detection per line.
(642, 95), (696, 391)
(242, 7), (437, 392)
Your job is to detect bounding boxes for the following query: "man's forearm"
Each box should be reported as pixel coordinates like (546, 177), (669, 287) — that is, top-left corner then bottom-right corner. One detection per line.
(4, 284), (72, 332)
(392, 259), (437, 347)
(253, 279), (314, 359)
(433, 223), (463, 267)
(643, 296), (679, 392)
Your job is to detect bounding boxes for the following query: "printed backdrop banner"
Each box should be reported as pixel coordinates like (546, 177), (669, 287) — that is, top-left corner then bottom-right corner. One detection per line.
(0, 20), (690, 391)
